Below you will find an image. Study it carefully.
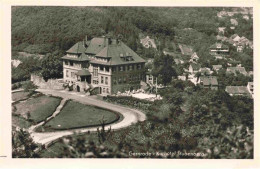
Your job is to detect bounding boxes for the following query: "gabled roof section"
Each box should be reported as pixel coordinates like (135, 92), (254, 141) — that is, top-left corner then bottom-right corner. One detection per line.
(91, 40), (145, 65)
(85, 37), (105, 55)
(225, 86), (250, 95)
(200, 76), (218, 86)
(190, 63), (201, 71)
(227, 67), (247, 75)
(66, 41), (86, 54)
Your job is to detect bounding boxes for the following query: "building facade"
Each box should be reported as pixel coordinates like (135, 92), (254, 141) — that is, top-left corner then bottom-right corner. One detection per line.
(62, 36), (146, 95)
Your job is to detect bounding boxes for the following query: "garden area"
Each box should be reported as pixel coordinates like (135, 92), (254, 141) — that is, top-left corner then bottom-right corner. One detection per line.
(37, 100), (121, 132)
(12, 91), (30, 102)
(12, 92), (62, 128)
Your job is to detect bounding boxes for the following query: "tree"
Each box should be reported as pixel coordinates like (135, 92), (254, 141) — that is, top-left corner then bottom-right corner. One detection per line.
(40, 54), (63, 81)
(12, 129), (41, 158)
(152, 53), (177, 86)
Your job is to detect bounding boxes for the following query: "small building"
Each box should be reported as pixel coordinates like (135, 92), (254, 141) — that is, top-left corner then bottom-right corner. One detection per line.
(188, 63), (201, 74)
(209, 43), (229, 56)
(200, 67), (212, 76)
(140, 36), (157, 49)
(179, 44), (193, 56)
(230, 18), (238, 26)
(189, 52), (199, 62)
(178, 76), (187, 81)
(225, 86), (251, 96)
(199, 76), (218, 90)
(212, 65), (223, 72)
(226, 66), (248, 76)
(218, 27), (226, 35)
(174, 59), (184, 65)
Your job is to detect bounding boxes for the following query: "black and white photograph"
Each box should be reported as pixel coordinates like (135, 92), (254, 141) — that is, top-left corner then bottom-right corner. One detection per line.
(9, 6), (255, 159)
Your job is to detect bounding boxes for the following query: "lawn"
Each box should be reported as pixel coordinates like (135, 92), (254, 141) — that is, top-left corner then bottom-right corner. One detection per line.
(12, 91), (30, 102)
(13, 95), (62, 123)
(41, 100), (120, 131)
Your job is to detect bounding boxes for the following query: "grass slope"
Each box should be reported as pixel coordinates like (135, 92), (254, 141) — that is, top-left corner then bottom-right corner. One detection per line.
(42, 100), (120, 131)
(13, 95), (62, 123)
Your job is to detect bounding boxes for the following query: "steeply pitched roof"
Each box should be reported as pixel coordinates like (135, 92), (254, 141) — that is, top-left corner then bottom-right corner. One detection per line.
(66, 41), (86, 54)
(225, 86), (250, 95)
(190, 63), (201, 71)
(85, 37), (106, 55)
(91, 40), (145, 65)
(200, 76), (218, 86)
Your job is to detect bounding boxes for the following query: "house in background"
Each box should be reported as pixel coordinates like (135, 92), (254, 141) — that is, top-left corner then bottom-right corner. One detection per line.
(189, 52), (199, 63)
(212, 65), (223, 72)
(200, 67), (212, 76)
(226, 66), (248, 76)
(179, 44), (193, 57)
(230, 18), (238, 26)
(198, 76), (218, 90)
(225, 86), (251, 97)
(62, 35), (146, 95)
(140, 36), (157, 49)
(209, 43), (229, 59)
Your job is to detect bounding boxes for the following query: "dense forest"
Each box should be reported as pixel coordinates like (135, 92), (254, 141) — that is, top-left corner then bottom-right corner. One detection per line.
(12, 6), (245, 54)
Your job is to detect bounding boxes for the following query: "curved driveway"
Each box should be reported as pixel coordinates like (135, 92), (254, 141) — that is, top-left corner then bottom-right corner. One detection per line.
(29, 89), (146, 146)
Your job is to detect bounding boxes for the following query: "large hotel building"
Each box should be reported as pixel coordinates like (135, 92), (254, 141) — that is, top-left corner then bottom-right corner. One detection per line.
(61, 36), (146, 95)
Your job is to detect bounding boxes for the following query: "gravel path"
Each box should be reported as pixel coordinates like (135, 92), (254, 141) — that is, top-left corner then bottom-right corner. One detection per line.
(29, 89), (146, 146)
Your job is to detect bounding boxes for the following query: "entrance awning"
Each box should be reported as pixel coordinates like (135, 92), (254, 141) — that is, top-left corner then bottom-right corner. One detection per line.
(76, 69), (91, 76)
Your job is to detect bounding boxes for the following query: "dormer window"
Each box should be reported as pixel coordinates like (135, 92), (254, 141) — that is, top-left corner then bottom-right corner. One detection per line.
(120, 53), (134, 62)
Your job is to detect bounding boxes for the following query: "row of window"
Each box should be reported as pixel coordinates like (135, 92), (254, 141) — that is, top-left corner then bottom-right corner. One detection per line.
(112, 64), (143, 72)
(113, 74), (143, 84)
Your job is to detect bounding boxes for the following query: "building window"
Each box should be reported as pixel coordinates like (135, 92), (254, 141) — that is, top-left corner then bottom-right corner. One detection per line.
(129, 75), (132, 82)
(113, 77), (117, 84)
(93, 66), (98, 77)
(69, 61), (73, 66)
(129, 65), (133, 71)
(118, 77), (122, 84)
(106, 88), (109, 94)
(64, 61), (68, 65)
(66, 70), (69, 77)
(100, 66), (104, 71)
(101, 76), (104, 84)
(105, 77), (108, 85)
(103, 88), (106, 93)
(137, 64), (142, 69)
(120, 66), (124, 71)
(71, 72), (75, 79)
(112, 67), (116, 72)
(105, 66), (109, 72)
(123, 77), (126, 83)
(93, 80), (99, 84)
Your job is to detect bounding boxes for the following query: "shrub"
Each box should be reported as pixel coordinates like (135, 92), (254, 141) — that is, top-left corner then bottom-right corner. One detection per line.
(22, 81), (37, 92)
